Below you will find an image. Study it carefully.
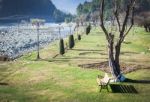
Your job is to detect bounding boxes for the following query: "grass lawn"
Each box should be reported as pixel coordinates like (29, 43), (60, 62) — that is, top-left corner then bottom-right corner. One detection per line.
(0, 27), (150, 102)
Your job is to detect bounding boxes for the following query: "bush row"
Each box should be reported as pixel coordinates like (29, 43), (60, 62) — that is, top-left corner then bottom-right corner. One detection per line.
(59, 24), (91, 55)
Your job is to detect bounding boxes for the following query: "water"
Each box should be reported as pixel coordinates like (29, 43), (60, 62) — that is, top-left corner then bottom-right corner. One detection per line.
(0, 23), (76, 59)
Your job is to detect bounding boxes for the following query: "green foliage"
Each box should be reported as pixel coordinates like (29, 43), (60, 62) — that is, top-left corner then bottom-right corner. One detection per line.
(77, 0), (150, 20)
(65, 13), (74, 23)
(59, 39), (65, 55)
(53, 10), (73, 23)
(77, 0), (113, 20)
(69, 35), (75, 49)
(86, 24), (91, 35)
(136, 0), (150, 12)
(78, 34), (81, 40)
(65, 17), (71, 23)
(77, 2), (92, 15)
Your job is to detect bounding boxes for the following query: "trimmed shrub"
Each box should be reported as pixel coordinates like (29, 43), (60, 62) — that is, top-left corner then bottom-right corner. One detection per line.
(59, 39), (65, 55)
(69, 35), (75, 49)
(78, 34), (81, 40)
(86, 24), (91, 35)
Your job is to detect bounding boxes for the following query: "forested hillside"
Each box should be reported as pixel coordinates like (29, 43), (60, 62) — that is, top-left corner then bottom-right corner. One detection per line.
(77, 0), (150, 20)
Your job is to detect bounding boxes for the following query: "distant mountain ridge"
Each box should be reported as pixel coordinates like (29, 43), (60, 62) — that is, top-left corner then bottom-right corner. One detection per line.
(0, 0), (68, 22)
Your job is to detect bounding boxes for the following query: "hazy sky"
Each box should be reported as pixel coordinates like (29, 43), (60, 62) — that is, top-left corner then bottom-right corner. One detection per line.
(51, 0), (92, 14)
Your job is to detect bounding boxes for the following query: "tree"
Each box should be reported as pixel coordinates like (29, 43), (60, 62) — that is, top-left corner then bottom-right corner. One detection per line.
(135, 12), (150, 32)
(100, 0), (136, 81)
(59, 39), (65, 55)
(69, 35), (75, 49)
(78, 35), (81, 40)
(86, 24), (91, 35)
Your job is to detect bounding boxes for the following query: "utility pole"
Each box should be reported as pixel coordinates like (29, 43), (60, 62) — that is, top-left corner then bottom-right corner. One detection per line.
(30, 19), (45, 60)
(36, 22), (40, 59)
(57, 24), (64, 39)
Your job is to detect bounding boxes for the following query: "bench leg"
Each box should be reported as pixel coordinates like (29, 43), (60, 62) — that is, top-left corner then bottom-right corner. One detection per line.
(99, 85), (109, 92)
(106, 85), (109, 92)
(99, 86), (102, 92)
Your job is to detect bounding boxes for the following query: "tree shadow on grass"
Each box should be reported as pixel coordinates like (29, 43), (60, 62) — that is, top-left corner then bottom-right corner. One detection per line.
(70, 49), (103, 52)
(41, 57), (107, 62)
(109, 84), (138, 94)
(121, 51), (139, 55)
(125, 78), (150, 84)
(0, 82), (9, 86)
(79, 52), (107, 55)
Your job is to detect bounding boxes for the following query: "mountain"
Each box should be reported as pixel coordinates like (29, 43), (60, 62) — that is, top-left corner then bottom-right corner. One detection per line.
(0, 0), (70, 22)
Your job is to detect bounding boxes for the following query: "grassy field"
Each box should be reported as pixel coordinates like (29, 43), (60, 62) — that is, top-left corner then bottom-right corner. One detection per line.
(0, 27), (150, 102)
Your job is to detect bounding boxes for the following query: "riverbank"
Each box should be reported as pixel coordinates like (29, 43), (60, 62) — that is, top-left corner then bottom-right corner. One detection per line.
(0, 23), (76, 59)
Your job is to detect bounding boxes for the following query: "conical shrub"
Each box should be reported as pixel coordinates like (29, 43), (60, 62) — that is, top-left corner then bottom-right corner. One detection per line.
(69, 35), (75, 49)
(86, 24), (91, 35)
(78, 34), (81, 40)
(59, 39), (65, 55)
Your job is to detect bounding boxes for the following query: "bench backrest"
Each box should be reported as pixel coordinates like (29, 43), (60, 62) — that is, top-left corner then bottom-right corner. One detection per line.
(101, 73), (110, 84)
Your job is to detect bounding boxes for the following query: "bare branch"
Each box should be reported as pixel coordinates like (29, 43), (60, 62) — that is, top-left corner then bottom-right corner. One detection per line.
(100, 0), (109, 41)
(113, 0), (121, 32)
(121, 0), (136, 42)
(120, 5), (130, 37)
(120, 0), (136, 38)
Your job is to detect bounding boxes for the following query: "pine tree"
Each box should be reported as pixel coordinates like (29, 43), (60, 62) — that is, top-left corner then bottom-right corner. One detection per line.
(86, 24), (91, 35)
(78, 34), (81, 40)
(69, 35), (75, 49)
(59, 39), (65, 55)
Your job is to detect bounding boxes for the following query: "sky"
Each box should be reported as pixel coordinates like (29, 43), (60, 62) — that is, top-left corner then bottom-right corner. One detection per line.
(51, 0), (92, 14)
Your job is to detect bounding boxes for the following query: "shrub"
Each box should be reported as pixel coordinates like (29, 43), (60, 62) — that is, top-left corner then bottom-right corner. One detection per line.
(69, 35), (75, 49)
(59, 39), (65, 55)
(86, 24), (91, 35)
(78, 34), (81, 40)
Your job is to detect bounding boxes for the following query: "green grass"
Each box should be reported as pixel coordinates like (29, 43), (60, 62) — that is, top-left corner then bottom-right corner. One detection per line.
(0, 27), (150, 102)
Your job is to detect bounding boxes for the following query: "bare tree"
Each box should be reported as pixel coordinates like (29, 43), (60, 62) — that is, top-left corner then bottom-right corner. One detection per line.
(91, 11), (100, 28)
(100, 0), (136, 81)
(142, 13), (150, 32)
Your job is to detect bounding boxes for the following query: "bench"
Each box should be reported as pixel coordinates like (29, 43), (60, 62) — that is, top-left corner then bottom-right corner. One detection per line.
(96, 73), (112, 92)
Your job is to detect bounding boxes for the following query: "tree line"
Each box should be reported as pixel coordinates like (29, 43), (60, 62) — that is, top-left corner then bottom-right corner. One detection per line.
(77, 0), (150, 19)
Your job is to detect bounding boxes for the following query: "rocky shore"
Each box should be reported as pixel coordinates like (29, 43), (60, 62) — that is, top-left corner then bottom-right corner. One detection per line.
(0, 23), (75, 60)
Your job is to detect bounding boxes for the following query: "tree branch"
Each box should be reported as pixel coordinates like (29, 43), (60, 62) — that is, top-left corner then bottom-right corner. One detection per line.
(121, 0), (136, 42)
(120, 4), (130, 37)
(100, 0), (109, 41)
(113, 0), (121, 32)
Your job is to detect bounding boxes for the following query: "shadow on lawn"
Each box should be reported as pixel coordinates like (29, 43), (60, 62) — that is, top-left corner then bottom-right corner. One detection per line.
(0, 82), (9, 86)
(40, 56), (107, 62)
(70, 49), (103, 52)
(125, 78), (150, 84)
(121, 51), (139, 55)
(110, 84), (138, 93)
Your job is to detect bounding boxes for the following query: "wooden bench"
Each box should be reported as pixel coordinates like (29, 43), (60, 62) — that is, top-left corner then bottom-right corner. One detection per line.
(96, 73), (111, 92)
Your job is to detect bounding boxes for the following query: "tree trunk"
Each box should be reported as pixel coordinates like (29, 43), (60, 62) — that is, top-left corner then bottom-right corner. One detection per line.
(37, 28), (40, 59)
(114, 42), (121, 75)
(108, 37), (121, 79)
